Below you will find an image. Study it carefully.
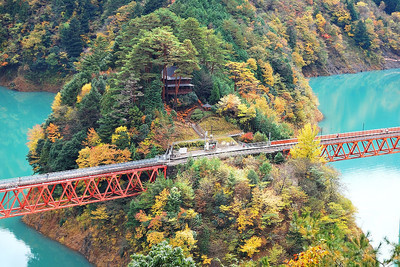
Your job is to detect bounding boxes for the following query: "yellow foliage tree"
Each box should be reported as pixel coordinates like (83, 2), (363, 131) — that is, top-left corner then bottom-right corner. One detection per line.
(292, 51), (306, 68)
(201, 255), (213, 265)
(250, 187), (284, 227)
(21, 27), (46, 50)
(52, 92), (62, 113)
(290, 123), (326, 163)
(217, 94), (242, 116)
(111, 126), (130, 147)
(240, 236), (262, 257)
(169, 224), (197, 255)
(225, 61), (260, 95)
(147, 231), (165, 247)
(254, 97), (279, 122)
(261, 61), (274, 86)
(151, 188), (170, 216)
(27, 124), (44, 152)
(246, 58), (257, 71)
(315, 14), (326, 33)
(220, 197), (254, 233)
(91, 206), (109, 221)
(274, 97), (286, 116)
(286, 245), (328, 266)
(46, 123), (62, 142)
(77, 83), (92, 103)
(237, 104), (256, 125)
(76, 144), (131, 168)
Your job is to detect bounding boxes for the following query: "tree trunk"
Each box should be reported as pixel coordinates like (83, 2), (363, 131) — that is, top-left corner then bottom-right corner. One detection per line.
(174, 77), (182, 109)
(162, 65), (167, 101)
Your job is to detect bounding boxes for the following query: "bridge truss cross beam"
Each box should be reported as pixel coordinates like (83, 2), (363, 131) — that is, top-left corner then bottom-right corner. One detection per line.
(0, 165), (167, 219)
(321, 136), (400, 162)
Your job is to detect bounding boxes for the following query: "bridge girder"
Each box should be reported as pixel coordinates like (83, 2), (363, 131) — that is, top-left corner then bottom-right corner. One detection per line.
(0, 165), (167, 219)
(321, 136), (400, 162)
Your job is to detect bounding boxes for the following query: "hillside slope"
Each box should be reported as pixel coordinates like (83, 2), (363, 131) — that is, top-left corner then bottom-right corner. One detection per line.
(6, 0), (400, 265)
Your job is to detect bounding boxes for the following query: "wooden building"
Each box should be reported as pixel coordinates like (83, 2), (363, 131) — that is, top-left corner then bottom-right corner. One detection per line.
(161, 66), (194, 102)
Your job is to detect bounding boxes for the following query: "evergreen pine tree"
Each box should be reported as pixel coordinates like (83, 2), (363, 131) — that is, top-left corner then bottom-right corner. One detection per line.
(60, 18), (83, 58)
(354, 20), (371, 49)
(143, 80), (163, 114)
(209, 84), (221, 104)
(77, 87), (102, 129)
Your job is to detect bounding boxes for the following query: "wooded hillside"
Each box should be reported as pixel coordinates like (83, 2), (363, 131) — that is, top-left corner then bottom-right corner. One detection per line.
(4, 0), (400, 265)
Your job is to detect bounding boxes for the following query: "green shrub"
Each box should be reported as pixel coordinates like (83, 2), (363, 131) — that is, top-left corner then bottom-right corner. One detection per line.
(191, 109), (205, 121)
(253, 131), (267, 142)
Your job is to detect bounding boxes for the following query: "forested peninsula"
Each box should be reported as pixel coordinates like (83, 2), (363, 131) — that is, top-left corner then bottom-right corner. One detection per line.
(1, 0), (400, 266)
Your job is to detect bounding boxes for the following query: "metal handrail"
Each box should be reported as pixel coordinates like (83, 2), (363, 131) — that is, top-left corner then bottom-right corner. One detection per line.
(1, 127), (400, 189)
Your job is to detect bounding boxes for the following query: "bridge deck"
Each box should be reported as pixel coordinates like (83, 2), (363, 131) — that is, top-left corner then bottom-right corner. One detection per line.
(1, 127), (400, 190)
(0, 127), (399, 218)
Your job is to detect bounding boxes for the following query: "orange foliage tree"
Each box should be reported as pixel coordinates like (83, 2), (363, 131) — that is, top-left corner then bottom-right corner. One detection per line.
(46, 123), (62, 142)
(286, 245), (328, 266)
(76, 144), (131, 168)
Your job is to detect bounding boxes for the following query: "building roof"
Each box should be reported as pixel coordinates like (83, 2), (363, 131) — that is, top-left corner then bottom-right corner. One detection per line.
(202, 103), (213, 108)
(166, 84), (194, 88)
(162, 66), (192, 80)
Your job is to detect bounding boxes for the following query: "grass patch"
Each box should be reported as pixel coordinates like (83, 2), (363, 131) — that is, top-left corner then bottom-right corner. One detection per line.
(199, 116), (242, 136)
(173, 122), (199, 141)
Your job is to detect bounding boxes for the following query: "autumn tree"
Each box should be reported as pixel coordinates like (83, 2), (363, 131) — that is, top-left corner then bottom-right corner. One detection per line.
(27, 124), (45, 153)
(51, 92), (62, 113)
(290, 123), (326, 163)
(225, 61), (260, 96)
(46, 123), (62, 142)
(286, 245), (328, 266)
(77, 83), (91, 103)
(76, 144), (131, 168)
(82, 128), (101, 147)
(111, 126), (131, 150)
(217, 94), (242, 117)
(240, 236), (263, 258)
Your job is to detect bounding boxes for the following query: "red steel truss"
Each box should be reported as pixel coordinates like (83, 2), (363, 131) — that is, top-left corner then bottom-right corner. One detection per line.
(1, 127), (400, 219)
(0, 165), (167, 219)
(321, 136), (400, 162)
(272, 127), (400, 162)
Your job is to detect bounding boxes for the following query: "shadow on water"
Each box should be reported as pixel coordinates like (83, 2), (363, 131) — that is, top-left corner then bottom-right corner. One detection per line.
(0, 86), (92, 267)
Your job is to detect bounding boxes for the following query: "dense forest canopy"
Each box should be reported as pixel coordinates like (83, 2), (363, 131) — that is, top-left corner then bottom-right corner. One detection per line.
(2, 0), (400, 265)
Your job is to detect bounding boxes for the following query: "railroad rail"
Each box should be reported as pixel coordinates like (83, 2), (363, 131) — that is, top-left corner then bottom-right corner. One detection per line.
(0, 127), (399, 219)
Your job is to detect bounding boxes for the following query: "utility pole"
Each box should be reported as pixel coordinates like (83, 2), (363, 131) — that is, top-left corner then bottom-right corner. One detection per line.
(204, 131), (208, 151)
(268, 132), (271, 146)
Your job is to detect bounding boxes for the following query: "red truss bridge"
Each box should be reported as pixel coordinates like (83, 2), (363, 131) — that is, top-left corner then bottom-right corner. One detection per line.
(0, 127), (399, 219)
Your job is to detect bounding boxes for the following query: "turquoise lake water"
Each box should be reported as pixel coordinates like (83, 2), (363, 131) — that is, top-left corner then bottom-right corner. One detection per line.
(311, 68), (400, 261)
(0, 86), (91, 266)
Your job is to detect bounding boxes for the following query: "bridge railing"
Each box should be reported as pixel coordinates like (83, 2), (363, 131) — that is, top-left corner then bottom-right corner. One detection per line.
(318, 127), (400, 141)
(2, 127), (400, 189)
(269, 126), (400, 146)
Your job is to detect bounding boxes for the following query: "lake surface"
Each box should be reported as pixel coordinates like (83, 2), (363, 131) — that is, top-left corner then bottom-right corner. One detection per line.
(0, 86), (92, 266)
(311, 68), (400, 261)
